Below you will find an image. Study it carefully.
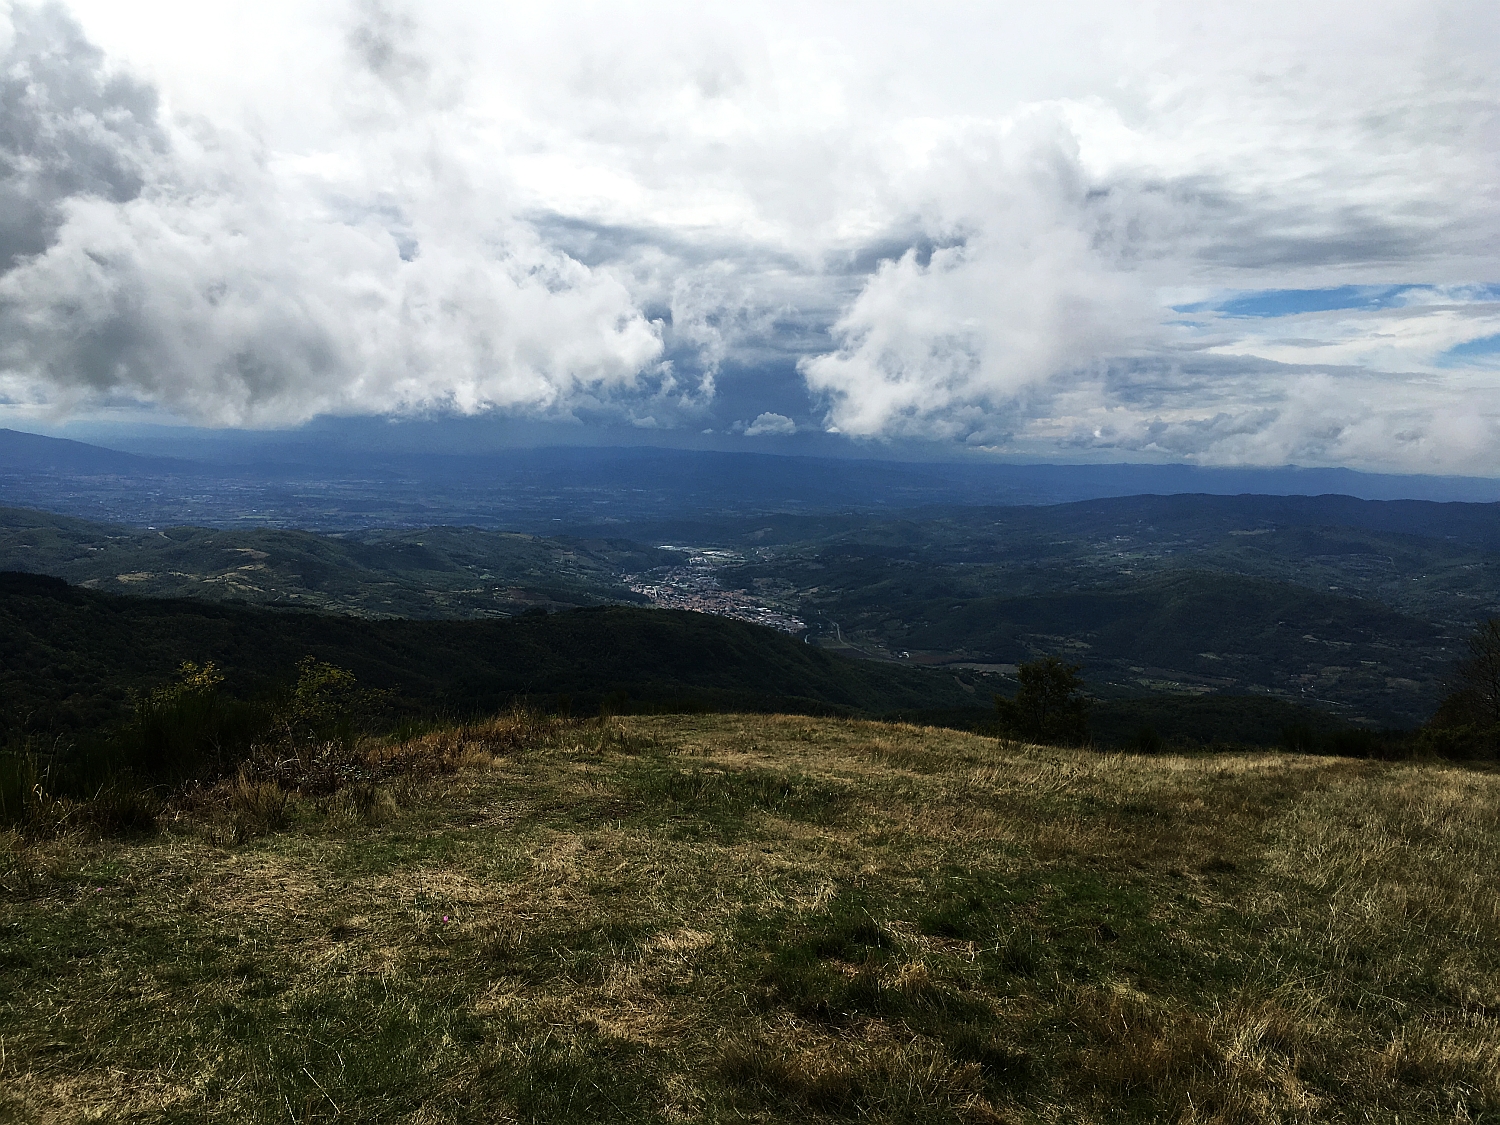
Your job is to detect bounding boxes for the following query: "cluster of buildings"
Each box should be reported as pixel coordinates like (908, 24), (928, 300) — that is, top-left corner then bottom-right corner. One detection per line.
(625, 547), (806, 635)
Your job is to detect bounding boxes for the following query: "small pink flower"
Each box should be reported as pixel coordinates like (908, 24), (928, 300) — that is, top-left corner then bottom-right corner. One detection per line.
(443, 915), (450, 922)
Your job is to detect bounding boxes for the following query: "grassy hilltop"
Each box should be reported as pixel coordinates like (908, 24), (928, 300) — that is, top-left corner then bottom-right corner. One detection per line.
(3, 712), (1497, 1123)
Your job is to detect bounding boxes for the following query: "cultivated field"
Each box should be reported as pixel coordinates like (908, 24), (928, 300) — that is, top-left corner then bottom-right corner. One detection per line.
(2, 714), (1497, 1123)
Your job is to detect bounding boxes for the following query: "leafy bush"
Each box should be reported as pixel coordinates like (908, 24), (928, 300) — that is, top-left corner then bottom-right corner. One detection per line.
(274, 658), (367, 749)
(111, 660), (279, 786)
(223, 770), (292, 842)
(1414, 719), (1499, 760)
(0, 657), (378, 830)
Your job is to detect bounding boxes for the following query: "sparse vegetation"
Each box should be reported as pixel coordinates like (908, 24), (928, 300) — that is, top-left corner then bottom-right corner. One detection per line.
(2, 710), (1496, 1122)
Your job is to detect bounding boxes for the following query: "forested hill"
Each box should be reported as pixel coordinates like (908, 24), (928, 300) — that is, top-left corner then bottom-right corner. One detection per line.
(0, 572), (982, 736)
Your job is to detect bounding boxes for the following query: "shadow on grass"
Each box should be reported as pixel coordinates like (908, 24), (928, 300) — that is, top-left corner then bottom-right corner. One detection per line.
(625, 764), (848, 840)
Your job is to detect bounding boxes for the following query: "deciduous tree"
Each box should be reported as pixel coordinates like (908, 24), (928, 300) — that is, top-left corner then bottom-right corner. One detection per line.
(1422, 617), (1500, 758)
(996, 656), (1090, 746)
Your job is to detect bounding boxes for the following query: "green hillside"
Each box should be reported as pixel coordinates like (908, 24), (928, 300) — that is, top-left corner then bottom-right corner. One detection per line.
(0, 572), (982, 738)
(0, 506), (656, 618)
(3, 499), (1484, 729)
(909, 569), (1439, 659)
(800, 566), (1448, 726)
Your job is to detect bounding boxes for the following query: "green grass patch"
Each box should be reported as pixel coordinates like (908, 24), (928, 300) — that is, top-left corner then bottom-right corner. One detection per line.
(2, 712), (1498, 1122)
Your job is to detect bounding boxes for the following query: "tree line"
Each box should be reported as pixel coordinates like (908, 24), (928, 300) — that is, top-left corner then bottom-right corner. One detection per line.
(997, 616), (1500, 759)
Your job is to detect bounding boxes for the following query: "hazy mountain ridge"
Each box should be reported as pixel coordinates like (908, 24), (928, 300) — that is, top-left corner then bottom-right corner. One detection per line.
(6, 428), (1500, 532)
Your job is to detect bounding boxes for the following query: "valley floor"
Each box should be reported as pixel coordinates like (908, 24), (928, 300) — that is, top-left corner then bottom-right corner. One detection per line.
(2, 714), (1497, 1123)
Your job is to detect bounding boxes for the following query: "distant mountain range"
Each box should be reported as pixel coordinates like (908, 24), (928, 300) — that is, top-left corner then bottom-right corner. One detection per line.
(5, 427), (1500, 534)
(0, 428), (193, 476)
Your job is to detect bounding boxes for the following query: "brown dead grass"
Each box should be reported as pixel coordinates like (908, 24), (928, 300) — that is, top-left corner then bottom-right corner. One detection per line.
(1, 711), (1497, 1123)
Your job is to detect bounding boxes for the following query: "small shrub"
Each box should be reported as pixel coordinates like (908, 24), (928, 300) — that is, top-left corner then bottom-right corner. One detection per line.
(256, 737), (365, 796)
(0, 752), (42, 827)
(79, 784), (160, 837)
(115, 661), (249, 783)
(326, 782), (397, 826)
(226, 771), (291, 842)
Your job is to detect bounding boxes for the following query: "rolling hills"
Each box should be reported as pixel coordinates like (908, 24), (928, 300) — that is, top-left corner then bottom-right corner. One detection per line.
(0, 572), (987, 739)
(8, 487), (1499, 728)
(0, 506), (655, 618)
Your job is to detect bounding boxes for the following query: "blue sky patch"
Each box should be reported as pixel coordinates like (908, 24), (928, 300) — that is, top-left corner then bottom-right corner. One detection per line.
(1441, 334), (1500, 364)
(1174, 285), (1422, 318)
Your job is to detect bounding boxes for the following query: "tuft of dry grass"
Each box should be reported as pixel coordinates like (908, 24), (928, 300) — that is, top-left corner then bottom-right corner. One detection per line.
(1, 711), (1497, 1123)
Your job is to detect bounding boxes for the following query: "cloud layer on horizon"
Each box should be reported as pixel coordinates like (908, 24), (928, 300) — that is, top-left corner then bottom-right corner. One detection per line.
(1, 0), (1498, 472)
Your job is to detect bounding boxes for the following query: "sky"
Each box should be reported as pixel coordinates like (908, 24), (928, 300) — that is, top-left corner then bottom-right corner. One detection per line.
(0, 0), (1498, 473)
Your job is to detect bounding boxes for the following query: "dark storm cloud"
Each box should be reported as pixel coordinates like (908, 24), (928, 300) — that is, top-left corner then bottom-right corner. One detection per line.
(347, 0), (429, 93)
(0, 3), (161, 269)
(1084, 176), (1455, 275)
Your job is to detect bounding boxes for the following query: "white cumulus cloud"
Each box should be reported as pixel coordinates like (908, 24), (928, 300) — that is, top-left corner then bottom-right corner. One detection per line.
(2, 0), (1499, 472)
(742, 411), (795, 436)
(0, 2), (664, 426)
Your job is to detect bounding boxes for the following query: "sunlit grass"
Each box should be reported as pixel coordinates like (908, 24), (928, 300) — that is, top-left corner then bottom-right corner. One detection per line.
(2, 712), (1497, 1122)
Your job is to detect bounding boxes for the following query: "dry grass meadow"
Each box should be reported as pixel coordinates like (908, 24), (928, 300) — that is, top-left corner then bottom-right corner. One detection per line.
(2, 712), (1498, 1123)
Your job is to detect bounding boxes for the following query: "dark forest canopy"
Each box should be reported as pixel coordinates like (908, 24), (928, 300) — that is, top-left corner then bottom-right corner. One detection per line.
(0, 571), (983, 737)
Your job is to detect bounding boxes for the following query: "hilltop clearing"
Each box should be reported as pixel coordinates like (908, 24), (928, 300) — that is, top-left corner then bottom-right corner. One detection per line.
(3, 713), (1496, 1122)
